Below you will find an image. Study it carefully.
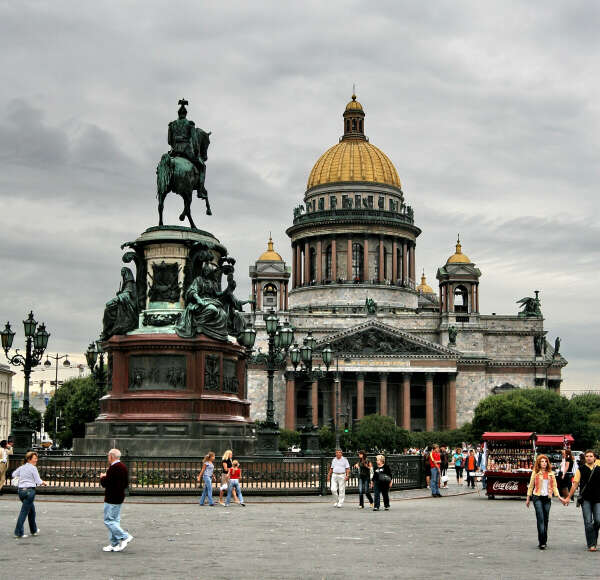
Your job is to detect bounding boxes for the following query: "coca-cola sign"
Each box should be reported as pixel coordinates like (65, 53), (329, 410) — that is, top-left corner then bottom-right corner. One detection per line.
(492, 480), (519, 491)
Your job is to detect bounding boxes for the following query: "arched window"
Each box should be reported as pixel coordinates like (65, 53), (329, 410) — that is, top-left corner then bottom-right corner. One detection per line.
(454, 285), (469, 313)
(359, 120), (363, 132)
(263, 283), (278, 310)
(352, 119), (357, 130)
(346, 120), (350, 132)
(325, 245), (332, 280)
(309, 247), (317, 282)
(352, 242), (363, 281)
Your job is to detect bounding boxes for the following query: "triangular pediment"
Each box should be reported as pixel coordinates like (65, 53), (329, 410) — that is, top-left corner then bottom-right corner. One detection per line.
(316, 320), (457, 358)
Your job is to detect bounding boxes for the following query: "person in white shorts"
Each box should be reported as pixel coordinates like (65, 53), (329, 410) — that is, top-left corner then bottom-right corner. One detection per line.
(327, 449), (350, 507)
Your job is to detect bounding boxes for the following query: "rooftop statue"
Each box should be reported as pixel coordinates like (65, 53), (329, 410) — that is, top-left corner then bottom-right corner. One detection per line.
(156, 99), (211, 229)
(516, 294), (542, 317)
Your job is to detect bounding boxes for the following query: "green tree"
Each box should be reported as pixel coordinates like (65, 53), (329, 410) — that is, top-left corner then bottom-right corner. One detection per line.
(11, 407), (42, 431)
(278, 429), (301, 451)
(353, 414), (399, 452)
(45, 377), (100, 448)
(568, 394), (600, 448)
(472, 389), (570, 438)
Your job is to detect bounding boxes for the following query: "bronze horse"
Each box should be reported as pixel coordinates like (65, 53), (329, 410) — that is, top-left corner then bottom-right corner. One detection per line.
(156, 128), (211, 229)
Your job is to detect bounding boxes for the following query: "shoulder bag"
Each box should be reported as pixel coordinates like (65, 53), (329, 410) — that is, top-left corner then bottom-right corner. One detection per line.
(576, 465), (597, 508)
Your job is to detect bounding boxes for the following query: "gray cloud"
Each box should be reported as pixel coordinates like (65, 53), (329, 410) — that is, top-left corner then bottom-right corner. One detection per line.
(0, 1), (598, 390)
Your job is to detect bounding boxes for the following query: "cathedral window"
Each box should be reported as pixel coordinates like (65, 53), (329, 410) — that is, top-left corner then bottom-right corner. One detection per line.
(325, 245), (332, 280)
(454, 285), (469, 313)
(309, 247), (317, 282)
(352, 242), (364, 281)
(355, 194), (361, 208)
(263, 283), (278, 310)
(330, 195), (337, 210)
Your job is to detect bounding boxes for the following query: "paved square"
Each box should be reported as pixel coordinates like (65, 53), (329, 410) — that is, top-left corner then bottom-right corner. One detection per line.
(1, 490), (597, 580)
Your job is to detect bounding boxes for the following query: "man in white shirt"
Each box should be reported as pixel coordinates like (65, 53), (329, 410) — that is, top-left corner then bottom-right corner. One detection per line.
(327, 449), (350, 507)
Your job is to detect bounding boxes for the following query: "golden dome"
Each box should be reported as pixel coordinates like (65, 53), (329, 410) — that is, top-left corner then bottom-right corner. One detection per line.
(307, 139), (401, 190)
(345, 93), (363, 111)
(447, 235), (471, 264)
(416, 272), (435, 294)
(258, 235), (283, 261)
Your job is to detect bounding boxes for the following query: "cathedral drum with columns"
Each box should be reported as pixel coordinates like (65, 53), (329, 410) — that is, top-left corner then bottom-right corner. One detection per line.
(246, 94), (566, 433)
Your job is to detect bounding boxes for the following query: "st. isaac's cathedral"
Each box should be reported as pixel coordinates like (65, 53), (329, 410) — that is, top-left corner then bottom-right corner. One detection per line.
(246, 94), (566, 432)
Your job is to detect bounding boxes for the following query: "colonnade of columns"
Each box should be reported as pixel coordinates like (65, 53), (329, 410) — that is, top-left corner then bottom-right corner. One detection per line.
(291, 235), (416, 288)
(284, 371), (457, 432)
(439, 283), (479, 313)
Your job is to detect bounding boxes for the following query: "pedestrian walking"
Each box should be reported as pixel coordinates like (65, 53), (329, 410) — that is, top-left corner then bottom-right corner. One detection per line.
(453, 447), (464, 485)
(198, 452), (216, 506)
(525, 454), (560, 550)
(372, 454), (392, 511)
(429, 444), (442, 497)
(465, 449), (477, 489)
(327, 449), (350, 508)
(423, 449), (431, 489)
(219, 449), (235, 506)
(225, 460), (246, 507)
(12, 451), (47, 538)
(0, 439), (14, 494)
(440, 445), (449, 488)
(354, 450), (373, 509)
(557, 449), (574, 499)
(100, 448), (132, 552)
(562, 450), (600, 551)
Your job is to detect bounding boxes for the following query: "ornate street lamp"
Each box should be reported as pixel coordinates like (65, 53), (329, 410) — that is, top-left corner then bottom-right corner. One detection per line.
(44, 352), (70, 446)
(288, 338), (332, 454)
(86, 338), (107, 398)
(1, 311), (51, 452)
(251, 309), (295, 455)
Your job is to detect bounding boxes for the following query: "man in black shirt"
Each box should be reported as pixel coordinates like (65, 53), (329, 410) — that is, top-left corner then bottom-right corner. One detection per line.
(563, 450), (600, 551)
(100, 448), (132, 552)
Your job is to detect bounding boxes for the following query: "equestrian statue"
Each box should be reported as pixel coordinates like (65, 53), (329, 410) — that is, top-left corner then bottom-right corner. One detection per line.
(156, 99), (211, 229)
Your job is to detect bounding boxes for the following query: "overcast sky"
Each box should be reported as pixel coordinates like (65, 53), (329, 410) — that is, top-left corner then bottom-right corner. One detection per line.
(1, 1), (598, 391)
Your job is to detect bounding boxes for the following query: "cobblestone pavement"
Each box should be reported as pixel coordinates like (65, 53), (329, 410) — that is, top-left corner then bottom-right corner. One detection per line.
(0, 485), (597, 580)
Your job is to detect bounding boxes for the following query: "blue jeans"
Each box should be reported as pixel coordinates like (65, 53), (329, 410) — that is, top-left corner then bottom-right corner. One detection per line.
(225, 480), (244, 505)
(358, 476), (373, 507)
(103, 502), (127, 547)
(533, 496), (551, 546)
(15, 488), (37, 536)
(199, 475), (214, 505)
(581, 500), (600, 548)
(430, 467), (440, 495)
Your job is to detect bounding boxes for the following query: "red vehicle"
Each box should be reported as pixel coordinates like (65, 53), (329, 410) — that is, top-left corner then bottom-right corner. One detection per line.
(483, 432), (536, 499)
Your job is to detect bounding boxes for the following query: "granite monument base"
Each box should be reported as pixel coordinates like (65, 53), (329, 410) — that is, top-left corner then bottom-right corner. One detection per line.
(73, 420), (256, 457)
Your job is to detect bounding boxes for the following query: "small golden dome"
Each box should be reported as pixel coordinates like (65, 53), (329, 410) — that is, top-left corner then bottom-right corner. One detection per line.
(416, 272), (435, 294)
(258, 235), (283, 261)
(345, 93), (363, 112)
(447, 235), (471, 264)
(307, 139), (401, 190)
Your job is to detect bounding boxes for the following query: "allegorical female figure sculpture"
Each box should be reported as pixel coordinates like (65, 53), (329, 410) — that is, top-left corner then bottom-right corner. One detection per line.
(101, 267), (139, 340)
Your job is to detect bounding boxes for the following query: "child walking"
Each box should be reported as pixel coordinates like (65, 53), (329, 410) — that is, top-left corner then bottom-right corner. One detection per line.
(198, 452), (216, 506)
(225, 460), (246, 507)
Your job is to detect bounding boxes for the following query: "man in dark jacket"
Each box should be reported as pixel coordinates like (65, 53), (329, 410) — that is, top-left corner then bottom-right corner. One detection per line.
(100, 448), (132, 552)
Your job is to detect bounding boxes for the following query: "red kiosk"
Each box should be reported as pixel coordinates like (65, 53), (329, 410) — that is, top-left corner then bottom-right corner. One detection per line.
(483, 432), (536, 499)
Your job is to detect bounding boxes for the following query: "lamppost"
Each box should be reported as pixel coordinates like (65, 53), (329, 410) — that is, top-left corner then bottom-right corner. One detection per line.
(43, 352), (70, 445)
(85, 339), (106, 398)
(289, 337), (332, 454)
(0, 311), (51, 452)
(249, 309), (294, 455)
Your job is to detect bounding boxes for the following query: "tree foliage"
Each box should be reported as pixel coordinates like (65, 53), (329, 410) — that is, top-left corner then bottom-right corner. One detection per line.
(44, 377), (101, 448)
(471, 389), (600, 449)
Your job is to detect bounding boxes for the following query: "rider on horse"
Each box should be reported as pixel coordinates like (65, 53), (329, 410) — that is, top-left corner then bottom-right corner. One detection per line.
(168, 99), (205, 180)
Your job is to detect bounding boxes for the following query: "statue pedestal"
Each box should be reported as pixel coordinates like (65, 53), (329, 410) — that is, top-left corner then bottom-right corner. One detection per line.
(75, 225), (258, 457)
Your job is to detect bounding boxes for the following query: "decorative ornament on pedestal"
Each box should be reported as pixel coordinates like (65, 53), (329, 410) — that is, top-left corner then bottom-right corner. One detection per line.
(73, 101), (256, 457)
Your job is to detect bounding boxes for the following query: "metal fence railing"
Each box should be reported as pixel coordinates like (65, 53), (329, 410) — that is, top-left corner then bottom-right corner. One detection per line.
(4, 454), (424, 496)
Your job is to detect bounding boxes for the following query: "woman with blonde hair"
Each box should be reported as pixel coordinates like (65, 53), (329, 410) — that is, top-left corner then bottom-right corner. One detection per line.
(525, 454), (561, 549)
(219, 449), (237, 505)
(371, 454), (392, 511)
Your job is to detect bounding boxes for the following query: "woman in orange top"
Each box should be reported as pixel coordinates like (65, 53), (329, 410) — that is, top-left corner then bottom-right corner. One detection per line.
(525, 454), (561, 549)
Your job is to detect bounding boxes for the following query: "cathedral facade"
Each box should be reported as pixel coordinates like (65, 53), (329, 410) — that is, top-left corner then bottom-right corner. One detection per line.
(247, 95), (566, 432)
